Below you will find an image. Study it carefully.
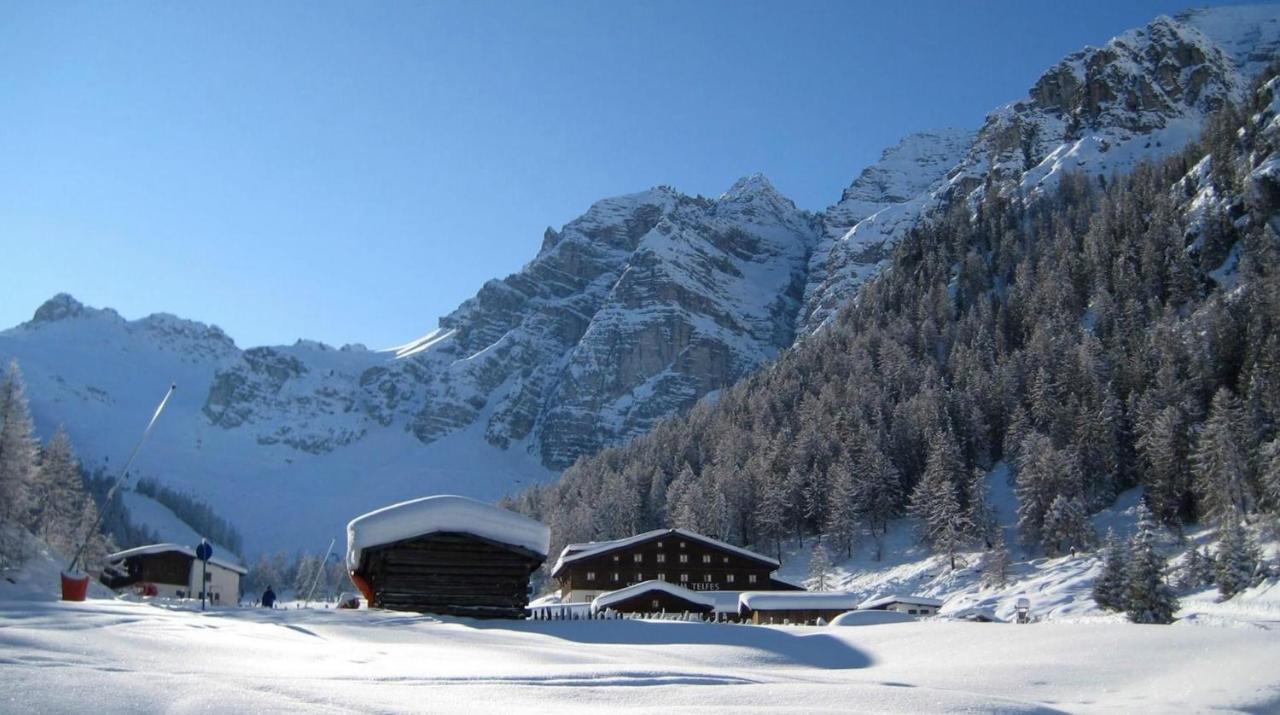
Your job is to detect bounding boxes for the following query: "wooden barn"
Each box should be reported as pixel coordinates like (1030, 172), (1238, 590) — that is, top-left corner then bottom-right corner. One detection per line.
(591, 580), (715, 617)
(99, 543), (246, 603)
(738, 591), (864, 625)
(346, 495), (550, 619)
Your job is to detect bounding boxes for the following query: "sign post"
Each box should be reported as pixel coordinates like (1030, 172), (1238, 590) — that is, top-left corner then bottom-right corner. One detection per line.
(195, 539), (213, 611)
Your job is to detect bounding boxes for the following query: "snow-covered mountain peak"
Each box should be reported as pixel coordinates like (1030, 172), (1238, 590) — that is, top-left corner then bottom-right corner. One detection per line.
(721, 172), (785, 202)
(1176, 4), (1280, 78)
(26, 293), (122, 327)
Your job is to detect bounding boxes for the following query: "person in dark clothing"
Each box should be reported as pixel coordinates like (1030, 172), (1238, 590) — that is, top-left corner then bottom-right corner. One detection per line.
(262, 586), (277, 609)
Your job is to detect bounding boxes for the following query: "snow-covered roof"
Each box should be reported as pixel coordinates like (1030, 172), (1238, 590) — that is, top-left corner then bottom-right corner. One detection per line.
(106, 543), (248, 575)
(550, 528), (779, 576)
(857, 594), (945, 610)
(591, 580), (716, 612)
(738, 591), (860, 611)
(346, 495), (550, 570)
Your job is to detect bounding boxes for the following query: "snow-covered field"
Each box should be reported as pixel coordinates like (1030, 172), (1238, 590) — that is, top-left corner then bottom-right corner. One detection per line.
(1, 596), (1278, 714)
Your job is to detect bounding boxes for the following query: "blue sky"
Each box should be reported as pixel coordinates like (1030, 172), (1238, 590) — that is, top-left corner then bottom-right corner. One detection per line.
(0, 1), (1259, 348)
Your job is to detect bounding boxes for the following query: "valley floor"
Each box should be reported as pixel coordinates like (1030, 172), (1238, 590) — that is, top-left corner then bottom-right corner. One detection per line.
(1, 597), (1278, 714)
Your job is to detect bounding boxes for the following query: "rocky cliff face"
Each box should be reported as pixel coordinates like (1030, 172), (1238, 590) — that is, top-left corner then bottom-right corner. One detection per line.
(192, 177), (817, 469)
(799, 5), (1280, 334)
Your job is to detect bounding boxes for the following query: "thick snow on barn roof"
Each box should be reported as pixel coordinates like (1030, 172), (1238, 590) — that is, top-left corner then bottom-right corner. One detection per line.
(106, 543), (248, 575)
(551, 527), (779, 576)
(857, 594), (945, 610)
(346, 495), (550, 570)
(591, 580), (715, 612)
(738, 591), (861, 611)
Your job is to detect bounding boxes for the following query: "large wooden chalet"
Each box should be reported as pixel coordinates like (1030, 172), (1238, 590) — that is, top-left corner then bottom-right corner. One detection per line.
(346, 495), (550, 619)
(550, 528), (801, 603)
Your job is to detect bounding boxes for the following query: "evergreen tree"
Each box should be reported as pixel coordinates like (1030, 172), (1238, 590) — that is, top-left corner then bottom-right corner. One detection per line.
(1042, 494), (1094, 556)
(1215, 514), (1260, 600)
(1176, 545), (1214, 591)
(807, 542), (833, 591)
(1093, 528), (1128, 611)
(1192, 388), (1256, 522)
(31, 428), (94, 557)
(824, 454), (858, 558)
(1259, 438), (1280, 514)
(0, 361), (40, 527)
(982, 529), (1013, 588)
(1124, 503), (1178, 624)
(909, 432), (970, 570)
(965, 467), (998, 548)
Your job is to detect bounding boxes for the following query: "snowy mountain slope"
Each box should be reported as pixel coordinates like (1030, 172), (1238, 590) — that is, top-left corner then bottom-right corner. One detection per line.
(0, 299), (554, 556)
(800, 4), (1280, 333)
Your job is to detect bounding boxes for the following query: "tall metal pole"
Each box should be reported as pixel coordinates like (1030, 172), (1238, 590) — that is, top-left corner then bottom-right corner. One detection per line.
(66, 383), (177, 574)
(303, 537), (337, 607)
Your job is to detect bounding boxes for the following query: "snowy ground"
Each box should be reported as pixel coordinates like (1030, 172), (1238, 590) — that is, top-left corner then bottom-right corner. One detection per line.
(1, 596), (1278, 714)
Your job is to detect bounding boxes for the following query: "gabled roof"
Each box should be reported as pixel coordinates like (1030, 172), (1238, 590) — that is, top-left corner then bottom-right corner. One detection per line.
(107, 543), (248, 575)
(592, 580), (715, 612)
(738, 591), (860, 611)
(346, 495), (551, 570)
(857, 594), (945, 610)
(550, 528), (779, 577)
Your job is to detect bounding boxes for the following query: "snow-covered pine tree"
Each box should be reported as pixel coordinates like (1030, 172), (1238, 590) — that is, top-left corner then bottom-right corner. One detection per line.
(1176, 545), (1214, 591)
(982, 529), (1012, 588)
(0, 362), (40, 529)
(965, 466), (997, 548)
(1215, 513), (1260, 600)
(30, 427), (92, 556)
(1260, 438), (1280, 515)
(808, 542), (833, 591)
(1124, 503), (1178, 624)
(852, 435), (901, 562)
(824, 453), (858, 558)
(1014, 431), (1066, 549)
(909, 431), (970, 570)
(754, 470), (788, 562)
(1192, 388), (1256, 523)
(1093, 528), (1128, 611)
(1042, 494), (1094, 556)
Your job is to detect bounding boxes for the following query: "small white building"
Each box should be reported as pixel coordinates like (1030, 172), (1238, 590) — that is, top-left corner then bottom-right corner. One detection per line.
(855, 594), (944, 616)
(100, 543), (246, 604)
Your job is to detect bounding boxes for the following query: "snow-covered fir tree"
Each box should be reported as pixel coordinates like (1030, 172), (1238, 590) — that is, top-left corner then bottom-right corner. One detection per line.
(910, 431), (970, 570)
(807, 542), (833, 591)
(1192, 388), (1256, 523)
(1124, 503), (1178, 624)
(1215, 513), (1260, 600)
(1042, 494), (1094, 556)
(1176, 545), (1215, 591)
(1093, 528), (1128, 611)
(982, 529), (1012, 588)
(0, 362), (40, 537)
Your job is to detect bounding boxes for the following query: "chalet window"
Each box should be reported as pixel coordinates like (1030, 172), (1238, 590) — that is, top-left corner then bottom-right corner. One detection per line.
(726, 574), (735, 584)
(748, 574), (757, 584)
(703, 574), (712, 583)
(586, 571), (596, 581)
(613, 554), (620, 562)
(635, 572), (643, 582)
(702, 554), (711, 564)
(656, 554), (666, 563)
(652, 599), (660, 609)
(633, 553), (643, 563)
(657, 541), (663, 548)
(657, 572), (666, 581)
(679, 573), (689, 582)
(723, 557), (729, 563)
(679, 554), (688, 563)
(611, 572), (620, 582)
(679, 541), (686, 548)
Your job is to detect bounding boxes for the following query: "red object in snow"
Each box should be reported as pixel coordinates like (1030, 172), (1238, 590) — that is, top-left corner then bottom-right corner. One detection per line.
(60, 571), (90, 601)
(350, 571), (373, 604)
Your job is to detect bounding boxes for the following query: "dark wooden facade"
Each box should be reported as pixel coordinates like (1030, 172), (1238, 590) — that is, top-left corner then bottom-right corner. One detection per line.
(552, 529), (785, 602)
(599, 586), (714, 616)
(353, 531), (544, 619)
(743, 607), (850, 626)
(100, 551), (191, 590)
